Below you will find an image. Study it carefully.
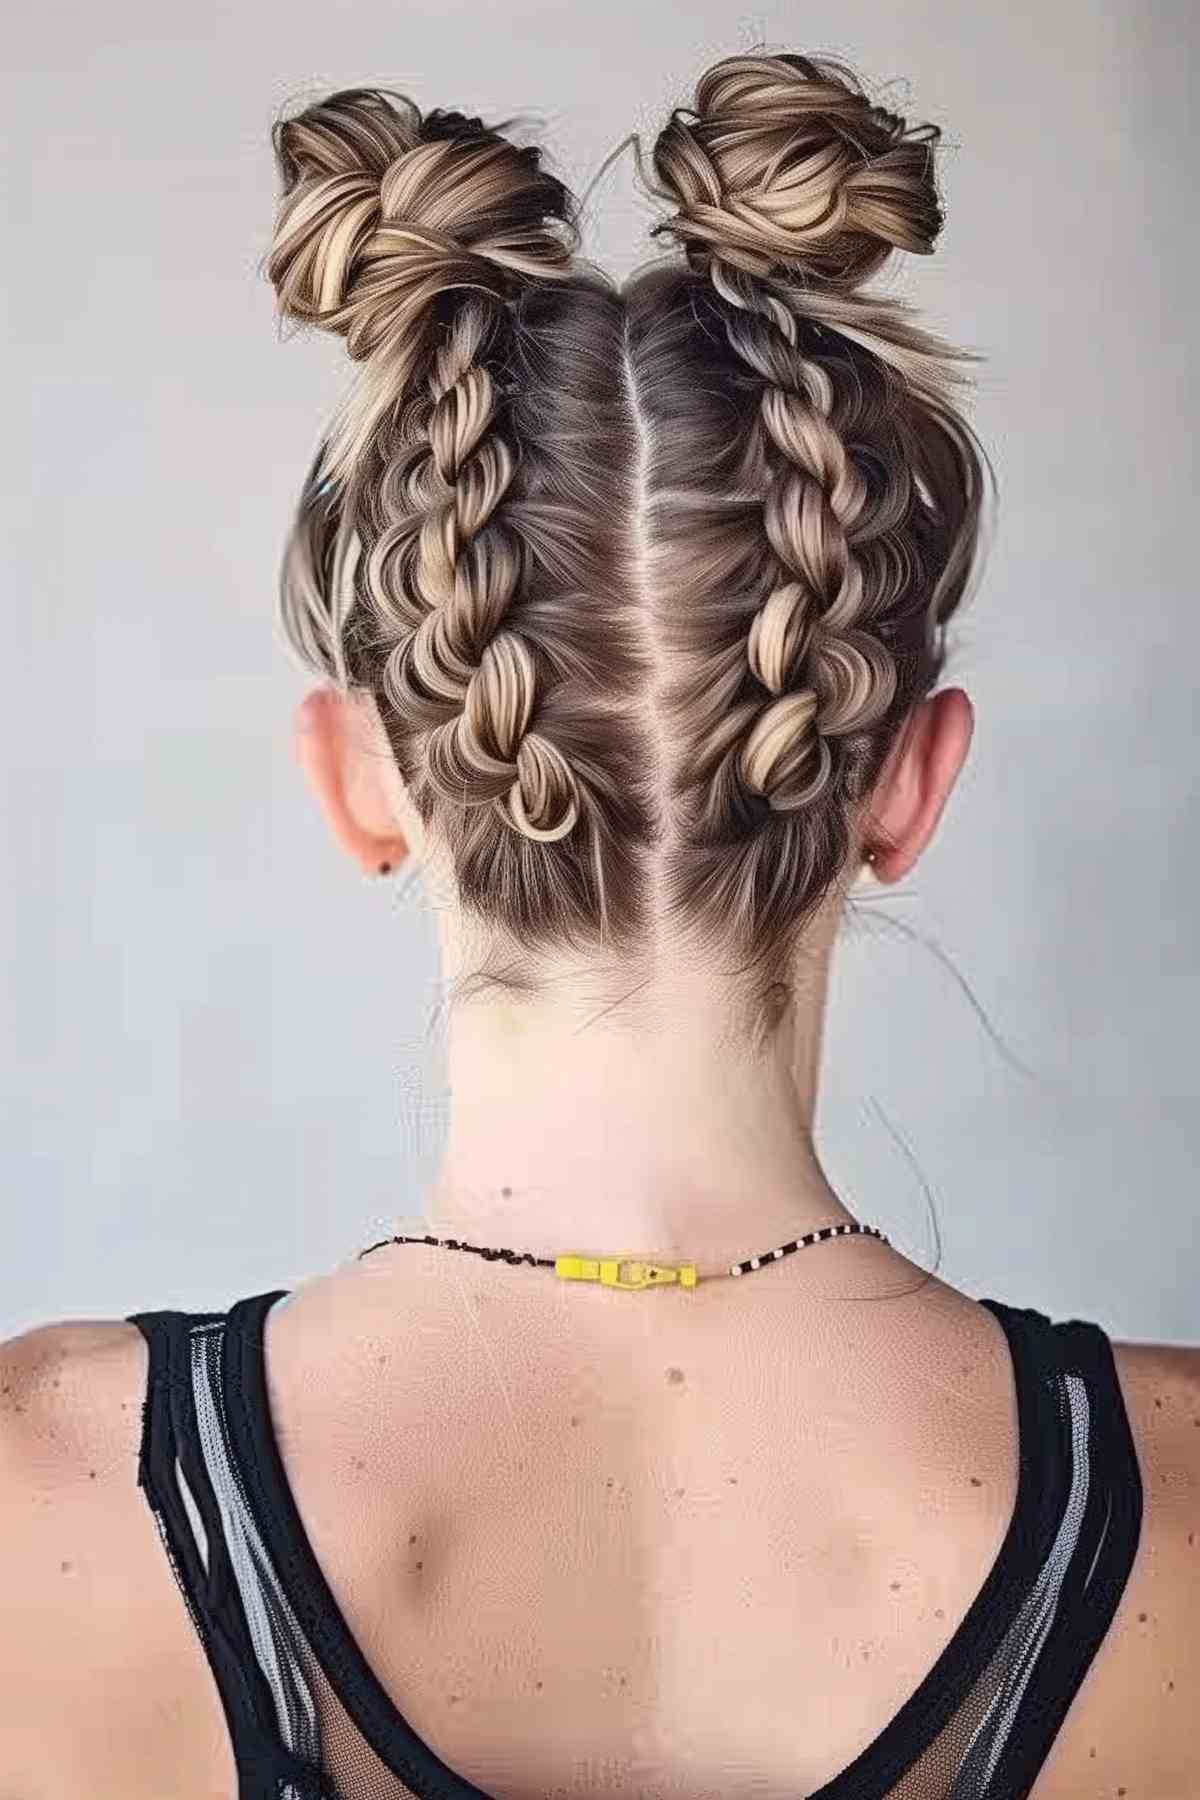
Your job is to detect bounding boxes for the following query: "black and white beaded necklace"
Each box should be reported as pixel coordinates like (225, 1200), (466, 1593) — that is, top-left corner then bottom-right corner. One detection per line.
(357, 1219), (889, 1290)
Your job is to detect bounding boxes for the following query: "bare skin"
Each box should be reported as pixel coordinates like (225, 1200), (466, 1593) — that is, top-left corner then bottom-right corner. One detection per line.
(1, 683), (1196, 1797)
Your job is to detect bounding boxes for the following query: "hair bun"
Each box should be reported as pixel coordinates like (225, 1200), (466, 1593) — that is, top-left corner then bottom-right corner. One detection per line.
(266, 88), (578, 478)
(650, 52), (944, 290)
(268, 90), (577, 335)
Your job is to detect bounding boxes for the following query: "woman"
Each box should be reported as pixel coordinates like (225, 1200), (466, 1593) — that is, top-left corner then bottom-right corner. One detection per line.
(1, 49), (1193, 1800)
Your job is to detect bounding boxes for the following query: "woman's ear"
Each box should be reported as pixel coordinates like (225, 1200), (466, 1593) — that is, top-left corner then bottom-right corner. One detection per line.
(863, 688), (974, 884)
(293, 687), (410, 877)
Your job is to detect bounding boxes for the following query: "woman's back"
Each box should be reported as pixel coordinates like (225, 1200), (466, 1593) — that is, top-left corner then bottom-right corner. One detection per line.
(5, 1239), (1192, 1799)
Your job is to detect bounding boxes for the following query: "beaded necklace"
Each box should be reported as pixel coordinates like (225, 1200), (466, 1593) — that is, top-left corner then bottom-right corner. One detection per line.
(358, 1219), (889, 1290)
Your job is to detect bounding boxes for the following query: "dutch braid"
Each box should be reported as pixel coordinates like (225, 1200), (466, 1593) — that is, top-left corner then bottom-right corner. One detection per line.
(368, 295), (582, 842)
(267, 94), (656, 948)
(639, 52), (991, 958)
(268, 93), (592, 849)
(686, 259), (902, 815)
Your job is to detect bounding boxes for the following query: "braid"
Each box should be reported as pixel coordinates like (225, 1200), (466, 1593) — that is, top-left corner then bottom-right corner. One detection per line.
(633, 50), (992, 964)
(267, 89), (654, 948)
(269, 95), (593, 854)
(700, 257), (900, 817)
(368, 293), (580, 841)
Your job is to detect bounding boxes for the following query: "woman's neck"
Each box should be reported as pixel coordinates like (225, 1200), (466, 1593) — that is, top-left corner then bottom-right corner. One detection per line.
(423, 927), (863, 1278)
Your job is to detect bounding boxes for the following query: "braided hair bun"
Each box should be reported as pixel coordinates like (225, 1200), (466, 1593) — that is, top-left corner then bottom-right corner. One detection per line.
(266, 93), (619, 863)
(634, 53), (987, 941)
(650, 52), (943, 291)
(268, 92), (577, 480)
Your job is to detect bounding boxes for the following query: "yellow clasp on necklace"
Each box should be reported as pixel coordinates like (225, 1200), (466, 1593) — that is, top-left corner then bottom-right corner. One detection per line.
(554, 1255), (698, 1290)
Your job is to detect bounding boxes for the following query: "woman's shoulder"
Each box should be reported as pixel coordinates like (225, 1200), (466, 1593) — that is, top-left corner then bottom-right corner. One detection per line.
(0, 1314), (147, 1477)
(0, 1314), (237, 1797)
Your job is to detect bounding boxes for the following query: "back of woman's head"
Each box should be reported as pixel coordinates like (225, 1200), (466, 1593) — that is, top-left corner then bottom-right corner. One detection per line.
(265, 51), (993, 1015)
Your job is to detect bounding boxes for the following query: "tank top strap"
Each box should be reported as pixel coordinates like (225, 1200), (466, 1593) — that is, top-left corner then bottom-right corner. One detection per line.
(1021, 1301), (1144, 1634)
(971, 1296), (1144, 1796)
(127, 1295), (326, 1799)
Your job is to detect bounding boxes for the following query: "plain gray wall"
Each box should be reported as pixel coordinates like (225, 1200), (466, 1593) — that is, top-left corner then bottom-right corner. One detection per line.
(4, 1), (1196, 1341)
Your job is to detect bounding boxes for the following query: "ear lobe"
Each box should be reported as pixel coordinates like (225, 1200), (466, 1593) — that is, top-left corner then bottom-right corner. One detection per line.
(293, 687), (410, 877)
(864, 689), (973, 885)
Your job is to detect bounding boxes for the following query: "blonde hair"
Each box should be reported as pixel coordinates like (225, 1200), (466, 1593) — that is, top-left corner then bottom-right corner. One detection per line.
(266, 52), (994, 1011)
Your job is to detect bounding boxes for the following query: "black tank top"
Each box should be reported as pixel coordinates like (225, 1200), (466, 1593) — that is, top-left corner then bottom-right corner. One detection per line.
(125, 1288), (1143, 1800)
